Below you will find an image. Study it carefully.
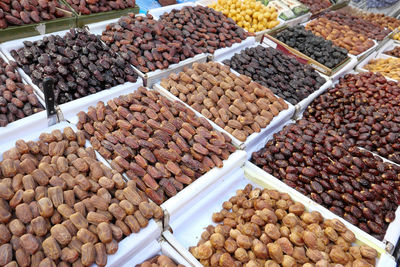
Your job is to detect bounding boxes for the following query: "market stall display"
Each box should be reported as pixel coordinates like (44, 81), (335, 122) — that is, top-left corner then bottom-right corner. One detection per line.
(0, 0), (69, 29)
(190, 183), (379, 266)
(8, 28), (137, 105)
(75, 86), (236, 204)
(275, 25), (348, 68)
(305, 17), (375, 55)
(208, 0), (280, 32)
(223, 45), (327, 105)
(0, 57), (44, 127)
(0, 125), (163, 266)
(304, 72), (400, 164)
(64, 0), (136, 15)
(252, 119), (400, 241)
(1, 0), (400, 262)
(158, 62), (289, 142)
(321, 11), (391, 41)
(297, 0), (332, 14)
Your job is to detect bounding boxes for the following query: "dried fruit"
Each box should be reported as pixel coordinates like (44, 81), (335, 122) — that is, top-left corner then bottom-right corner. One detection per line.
(77, 87), (235, 203)
(11, 29), (137, 105)
(161, 62), (288, 141)
(190, 184), (377, 266)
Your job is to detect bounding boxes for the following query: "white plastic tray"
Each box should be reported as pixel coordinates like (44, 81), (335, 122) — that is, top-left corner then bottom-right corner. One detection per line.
(329, 55), (358, 82)
(0, 29), (145, 120)
(153, 81), (295, 151)
(378, 39), (400, 58)
(163, 165), (396, 266)
(356, 51), (399, 82)
(121, 238), (191, 267)
(0, 122), (164, 267)
(161, 150), (247, 226)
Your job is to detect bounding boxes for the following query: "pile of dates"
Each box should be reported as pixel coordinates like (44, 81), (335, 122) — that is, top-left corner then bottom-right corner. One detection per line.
(100, 13), (196, 73)
(0, 58), (44, 127)
(76, 87), (236, 204)
(160, 62), (289, 141)
(65, 0), (135, 15)
(306, 17), (375, 55)
(385, 46), (400, 57)
(0, 0), (68, 29)
(101, 7), (248, 74)
(322, 11), (391, 41)
(304, 72), (400, 164)
(158, 6), (248, 53)
(11, 28), (137, 105)
(252, 119), (400, 240)
(297, 0), (331, 14)
(361, 13), (400, 30)
(138, 255), (185, 267)
(0, 127), (163, 266)
(191, 184), (378, 266)
(223, 45), (326, 105)
(276, 25), (348, 68)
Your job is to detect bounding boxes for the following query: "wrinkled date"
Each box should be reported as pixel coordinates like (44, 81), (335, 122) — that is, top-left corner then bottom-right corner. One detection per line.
(159, 6), (249, 53)
(322, 11), (391, 41)
(65, 0), (135, 15)
(0, 127), (162, 266)
(100, 6), (248, 73)
(304, 72), (400, 165)
(297, 0), (331, 14)
(0, 57), (44, 127)
(305, 17), (375, 55)
(223, 45), (326, 105)
(252, 119), (400, 240)
(138, 255), (185, 267)
(0, 0), (68, 29)
(361, 13), (400, 30)
(76, 86), (236, 204)
(276, 25), (349, 68)
(160, 62), (289, 141)
(190, 184), (378, 266)
(10, 28), (137, 105)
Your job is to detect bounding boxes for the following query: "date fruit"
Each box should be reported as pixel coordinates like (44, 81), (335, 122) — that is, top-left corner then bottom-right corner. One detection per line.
(160, 62), (288, 141)
(190, 184), (377, 266)
(223, 45), (326, 105)
(11, 28), (137, 105)
(76, 86), (236, 204)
